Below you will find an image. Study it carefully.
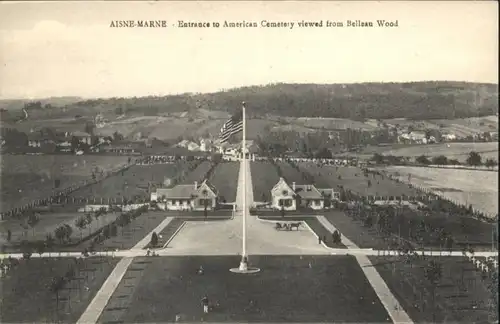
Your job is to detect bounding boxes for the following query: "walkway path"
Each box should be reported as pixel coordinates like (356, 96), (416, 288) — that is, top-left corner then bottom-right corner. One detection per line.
(1, 246), (497, 259)
(317, 216), (413, 324)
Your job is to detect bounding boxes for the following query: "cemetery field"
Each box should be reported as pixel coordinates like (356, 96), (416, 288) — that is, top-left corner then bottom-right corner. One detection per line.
(208, 161), (240, 203)
(0, 257), (119, 324)
(0, 155), (130, 212)
(381, 166), (498, 217)
(370, 256), (497, 324)
(250, 161), (281, 202)
(178, 160), (214, 184)
(298, 162), (420, 197)
(68, 162), (194, 201)
(99, 255), (391, 323)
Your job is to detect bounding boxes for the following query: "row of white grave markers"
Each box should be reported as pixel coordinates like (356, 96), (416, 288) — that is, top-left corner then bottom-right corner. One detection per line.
(465, 251), (498, 273)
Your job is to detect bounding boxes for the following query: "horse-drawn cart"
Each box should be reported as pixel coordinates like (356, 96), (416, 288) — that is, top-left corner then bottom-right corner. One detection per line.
(274, 222), (301, 231)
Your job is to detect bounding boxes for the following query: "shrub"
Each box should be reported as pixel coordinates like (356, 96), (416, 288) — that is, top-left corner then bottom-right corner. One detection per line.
(151, 232), (159, 247)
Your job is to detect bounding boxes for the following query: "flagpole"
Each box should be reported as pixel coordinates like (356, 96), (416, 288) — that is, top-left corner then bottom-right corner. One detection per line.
(241, 101), (247, 267)
(230, 101), (260, 274)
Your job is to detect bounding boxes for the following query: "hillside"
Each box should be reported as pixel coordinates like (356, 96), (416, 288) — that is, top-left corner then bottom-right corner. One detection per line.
(1, 82), (497, 122)
(197, 82), (498, 119)
(0, 82), (497, 142)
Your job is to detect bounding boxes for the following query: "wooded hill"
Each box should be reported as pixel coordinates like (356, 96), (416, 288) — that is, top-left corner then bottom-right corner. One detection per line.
(1, 82), (498, 121)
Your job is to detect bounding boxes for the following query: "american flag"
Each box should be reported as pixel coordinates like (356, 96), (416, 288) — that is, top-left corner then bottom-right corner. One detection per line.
(219, 113), (243, 143)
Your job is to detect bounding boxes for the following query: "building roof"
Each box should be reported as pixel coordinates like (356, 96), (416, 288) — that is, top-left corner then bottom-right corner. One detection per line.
(187, 142), (200, 150)
(156, 179), (218, 199)
(294, 185), (323, 199)
(409, 131), (426, 139)
(27, 132), (46, 141)
(317, 188), (336, 197)
(177, 139), (192, 147)
(72, 131), (91, 137)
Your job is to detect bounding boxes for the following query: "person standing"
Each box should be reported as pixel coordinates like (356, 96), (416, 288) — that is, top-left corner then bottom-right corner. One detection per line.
(201, 295), (209, 314)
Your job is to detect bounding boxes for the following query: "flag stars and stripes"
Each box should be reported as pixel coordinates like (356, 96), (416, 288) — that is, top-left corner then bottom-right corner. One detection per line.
(220, 115), (243, 143)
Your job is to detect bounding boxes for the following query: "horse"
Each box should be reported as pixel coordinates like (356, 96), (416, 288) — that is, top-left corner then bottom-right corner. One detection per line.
(275, 222), (284, 230)
(289, 222), (301, 231)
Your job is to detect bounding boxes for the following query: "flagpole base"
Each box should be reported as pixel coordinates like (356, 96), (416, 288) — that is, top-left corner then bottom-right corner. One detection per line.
(230, 265), (260, 274)
(229, 258), (260, 274)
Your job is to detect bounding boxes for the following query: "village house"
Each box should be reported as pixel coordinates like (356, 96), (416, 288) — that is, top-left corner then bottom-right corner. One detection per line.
(270, 177), (340, 211)
(199, 138), (212, 152)
(187, 142), (200, 151)
(26, 132), (58, 152)
(398, 131), (435, 144)
(442, 133), (457, 141)
(71, 131), (92, 145)
(150, 179), (219, 211)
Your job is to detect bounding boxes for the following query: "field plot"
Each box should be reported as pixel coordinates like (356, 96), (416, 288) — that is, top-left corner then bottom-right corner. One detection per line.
(0, 155), (130, 212)
(105, 255), (390, 323)
(208, 162), (239, 203)
(370, 256), (497, 323)
(68, 162), (190, 201)
(178, 160), (213, 184)
(322, 211), (390, 249)
(250, 161), (280, 202)
(433, 116), (499, 134)
(0, 211), (120, 247)
(279, 161), (331, 188)
(293, 117), (377, 131)
(379, 142), (499, 162)
(0, 257), (119, 323)
(324, 209), (495, 250)
(382, 166), (498, 216)
(298, 162), (420, 197)
(77, 211), (172, 251)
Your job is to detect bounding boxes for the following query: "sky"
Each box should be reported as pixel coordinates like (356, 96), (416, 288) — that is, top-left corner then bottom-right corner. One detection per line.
(0, 1), (498, 99)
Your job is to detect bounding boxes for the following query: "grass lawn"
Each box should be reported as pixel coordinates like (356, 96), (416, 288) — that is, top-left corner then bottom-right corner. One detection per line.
(0, 256), (119, 323)
(100, 255), (391, 323)
(208, 161), (239, 203)
(250, 161), (280, 202)
(145, 218), (185, 249)
(0, 155), (130, 212)
(369, 256), (497, 323)
(323, 210), (400, 249)
(324, 209), (496, 251)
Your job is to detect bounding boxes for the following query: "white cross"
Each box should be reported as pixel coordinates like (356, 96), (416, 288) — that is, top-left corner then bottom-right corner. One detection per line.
(493, 260), (498, 269)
